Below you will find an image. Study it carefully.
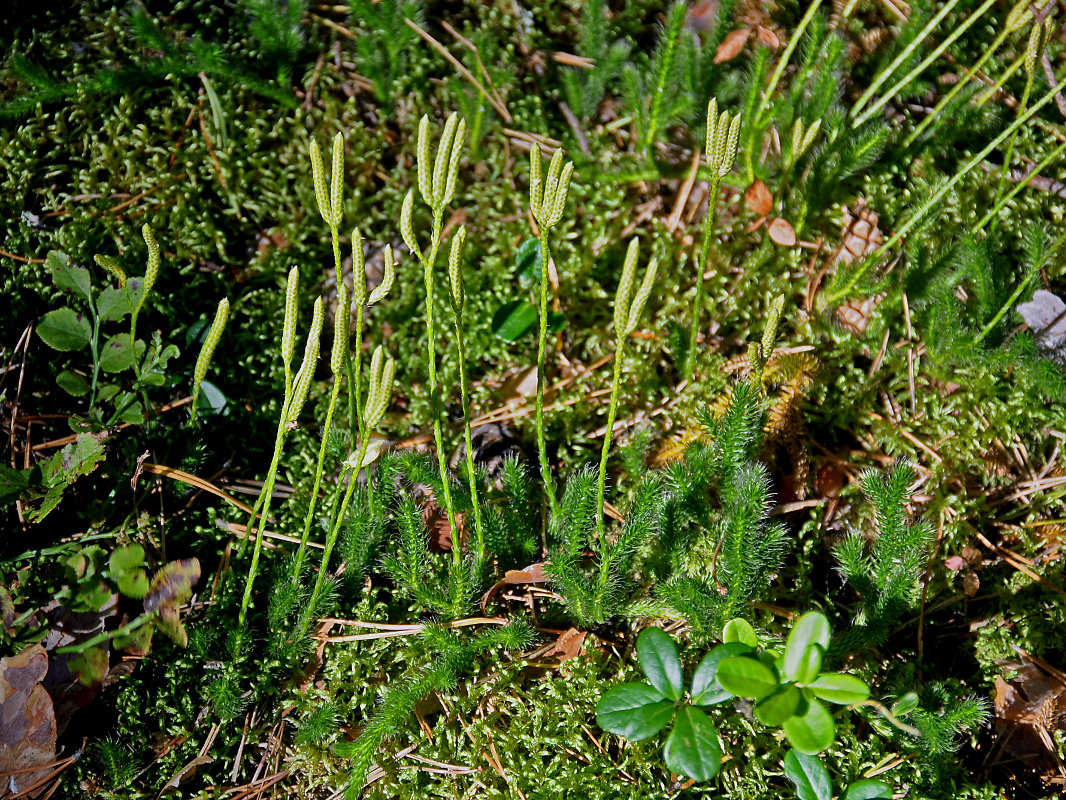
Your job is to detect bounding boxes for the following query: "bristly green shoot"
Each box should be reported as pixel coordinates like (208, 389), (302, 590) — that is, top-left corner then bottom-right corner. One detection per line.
(596, 237), (657, 541)
(685, 97), (739, 380)
(190, 297), (230, 422)
(446, 225), (486, 570)
(400, 112), (466, 543)
(527, 142), (574, 517)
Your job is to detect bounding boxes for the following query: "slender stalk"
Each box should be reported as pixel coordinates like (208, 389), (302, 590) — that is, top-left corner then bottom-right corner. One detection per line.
(421, 211), (459, 544)
(306, 433), (370, 621)
(859, 71), (1066, 295)
(852, 0), (998, 128)
(975, 228), (1066, 344)
(534, 228), (559, 516)
(755, 0), (823, 130)
(453, 319), (485, 567)
(291, 378), (342, 580)
(976, 136), (1066, 231)
(595, 339), (626, 543)
(850, 0), (963, 120)
(684, 177), (722, 379)
(904, 22), (1015, 146)
(237, 418), (288, 630)
(989, 63), (1036, 237)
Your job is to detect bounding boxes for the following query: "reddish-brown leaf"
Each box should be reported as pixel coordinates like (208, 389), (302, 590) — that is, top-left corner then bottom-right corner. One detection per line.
(755, 25), (781, 48)
(714, 28), (751, 63)
(768, 217), (797, 246)
(0, 644), (57, 797)
(745, 179), (773, 216)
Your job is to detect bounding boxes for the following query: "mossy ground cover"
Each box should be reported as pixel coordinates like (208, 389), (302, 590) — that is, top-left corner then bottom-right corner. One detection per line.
(2, 1), (1065, 798)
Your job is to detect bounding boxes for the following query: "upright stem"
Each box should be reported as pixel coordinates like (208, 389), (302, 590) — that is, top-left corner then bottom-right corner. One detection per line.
(291, 379), (341, 581)
(306, 433), (370, 624)
(989, 68), (1034, 237)
(685, 177), (722, 379)
(453, 321), (485, 568)
(422, 211), (459, 546)
(535, 229), (559, 516)
(238, 418), (288, 630)
(595, 338), (626, 543)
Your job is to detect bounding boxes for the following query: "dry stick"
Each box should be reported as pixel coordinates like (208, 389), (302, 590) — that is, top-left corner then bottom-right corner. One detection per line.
(405, 18), (512, 122)
(440, 20), (506, 112)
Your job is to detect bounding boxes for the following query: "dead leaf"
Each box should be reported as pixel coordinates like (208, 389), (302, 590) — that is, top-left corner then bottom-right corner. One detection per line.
(480, 562), (550, 613)
(993, 659), (1066, 782)
(714, 28), (751, 63)
(745, 179), (773, 216)
(0, 644), (57, 798)
(962, 571), (980, 597)
(945, 556), (967, 571)
(755, 25), (781, 48)
(154, 606), (188, 648)
(768, 217), (796, 246)
(542, 628), (587, 662)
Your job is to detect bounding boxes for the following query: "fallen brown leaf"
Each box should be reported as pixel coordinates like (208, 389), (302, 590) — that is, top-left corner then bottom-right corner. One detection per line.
(745, 179), (773, 216)
(714, 28), (751, 63)
(768, 217), (797, 246)
(0, 644), (57, 798)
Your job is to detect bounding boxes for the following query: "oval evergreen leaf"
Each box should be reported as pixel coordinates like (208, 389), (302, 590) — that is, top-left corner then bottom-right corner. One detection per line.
(691, 642), (752, 705)
(808, 673), (871, 705)
(637, 627), (684, 701)
(716, 656), (780, 700)
(840, 779), (892, 800)
(754, 684), (802, 726)
(722, 617), (759, 647)
(596, 683), (674, 741)
(783, 749), (833, 800)
(794, 643), (824, 685)
(663, 706), (722, 781)
(783, 612), (831, 682)
(782, 697), (835, 754)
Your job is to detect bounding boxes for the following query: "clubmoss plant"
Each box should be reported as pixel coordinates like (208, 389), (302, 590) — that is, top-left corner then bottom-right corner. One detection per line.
(685, 98), (740, 380)
(446, 225), (486, 568)
(597, 237), (657, 540)
(237, 274), (323, 633)
(527, 142), (574, 514)
(399, 112), (466, 541)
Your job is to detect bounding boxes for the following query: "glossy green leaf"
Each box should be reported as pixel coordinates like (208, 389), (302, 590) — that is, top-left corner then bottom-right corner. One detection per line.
(56, 370), (90, 396)
(722, 617), (759, 648)
(515, 238), (542, 289)
(794, 643), (824, 685)
(596, 683), (674, 741)
(119, 401), (145, 425)
(663, 706), (722, 781)
(782, 697), (835, 754)
(840, 779), (892, 799)
(195, 380), (228, 416)
(691, 642), (751, 705)
(37, 307), (91, 351)
(754, 684), (802, 726)
(783, 612), (831, 682)
(48, 251), (91, 302)
(808, 673), (870, 705)
(716, 656), (780, 700)
(637, 627), (684, 701)
(783, 749), (833, 800)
